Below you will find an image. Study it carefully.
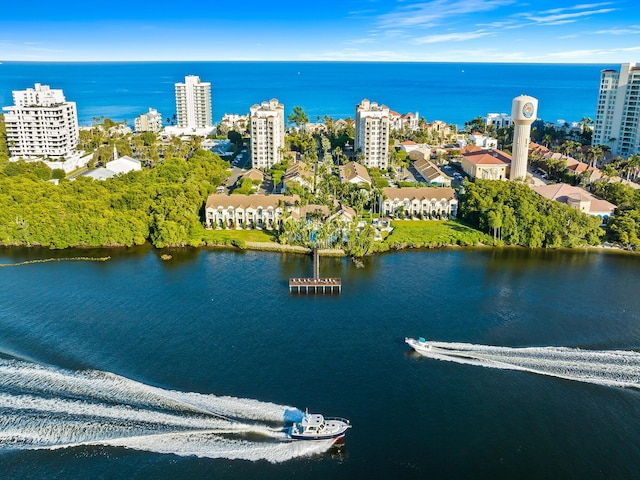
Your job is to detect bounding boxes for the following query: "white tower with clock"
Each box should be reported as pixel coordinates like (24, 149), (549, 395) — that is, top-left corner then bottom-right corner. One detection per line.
(510, 95), (538, 181)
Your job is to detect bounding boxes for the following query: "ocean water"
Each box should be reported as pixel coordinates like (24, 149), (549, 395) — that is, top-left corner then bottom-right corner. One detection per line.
(1, 246), (639, 479)
(0, 62), (615, 127)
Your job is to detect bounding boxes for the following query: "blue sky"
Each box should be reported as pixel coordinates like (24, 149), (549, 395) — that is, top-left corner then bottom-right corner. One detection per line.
(1, 0), (639, 62)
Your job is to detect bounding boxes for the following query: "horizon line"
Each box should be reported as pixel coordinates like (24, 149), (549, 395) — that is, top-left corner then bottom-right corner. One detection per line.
(0, 59), (624, 66)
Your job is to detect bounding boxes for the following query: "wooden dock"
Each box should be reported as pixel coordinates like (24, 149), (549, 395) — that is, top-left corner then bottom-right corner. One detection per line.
(289, 247), (342, 294)
(289, 277), (342, 294)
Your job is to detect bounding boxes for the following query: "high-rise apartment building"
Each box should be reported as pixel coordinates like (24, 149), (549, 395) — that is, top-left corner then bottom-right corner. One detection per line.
(593, 63), (640, 158)
(355, 99), (390, 169)
(174, 75), (212, 130)
(134, 108), (162, 133)
(2, 83), (79, 159)
(250, 99), (285, 169)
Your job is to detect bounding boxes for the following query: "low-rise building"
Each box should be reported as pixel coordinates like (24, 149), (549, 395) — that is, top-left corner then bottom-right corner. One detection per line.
(283, 161), (314, 189)
(485, 113), (513, 128)
(532, 183), (616, 221)
(134, 108), (163, 133)
(339, 161), (372, 187)
(412, 157), (451, 186)
(84, 155), (142, 180)
(105, 156), (142, 174)
(467, 133), (498, 149)
(389, 111), (420, 132)
(205, 193), (299, 230)
(460, 145), (511, 180)
(380, 187), (458, 219)
(220, 114), (249, 134)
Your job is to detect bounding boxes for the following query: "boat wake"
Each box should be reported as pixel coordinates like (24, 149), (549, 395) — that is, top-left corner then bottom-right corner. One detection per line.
(0, 358), (335, 462)
(407, 340), (640, 389)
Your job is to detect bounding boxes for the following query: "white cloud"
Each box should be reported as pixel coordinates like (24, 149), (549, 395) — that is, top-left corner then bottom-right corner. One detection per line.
(545, 45), (640, 59)
(377, 0), (516, 28)
(595, 26), (640, 35)
(522, 6), (616, 25)
(540, 2), (614, 15)
(413, 30), (494, 43)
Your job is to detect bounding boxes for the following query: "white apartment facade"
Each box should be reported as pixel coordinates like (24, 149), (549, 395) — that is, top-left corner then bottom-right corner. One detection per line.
(2, 83), (79, 159)
(134, 108), (162, 133)
(593, 63), (640, 157)
(174, 75), (212, 130)
(355, 99), (390, 169)
(485, 113), (513, 129)
(250, 99), (285, 169)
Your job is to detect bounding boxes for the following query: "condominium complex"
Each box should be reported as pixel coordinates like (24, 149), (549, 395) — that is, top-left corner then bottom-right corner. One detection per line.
(250, 99), (285, 169)
(593, 63), (640, 157)
(174, 75), (212, 130)
(134, 108), (162, 133)
(2, 83), (79, 159)
(355, 99), (390, 169)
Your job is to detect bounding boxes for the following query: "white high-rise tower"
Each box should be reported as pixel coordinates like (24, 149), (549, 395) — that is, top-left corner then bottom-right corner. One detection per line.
(510, 95), (538, 181)
(592, 63), (640, 157)
(250, 99), (285, 169)
(174, 75), (212, 130)
(2, 83), (79, 159)
(355, 99), (390, 169)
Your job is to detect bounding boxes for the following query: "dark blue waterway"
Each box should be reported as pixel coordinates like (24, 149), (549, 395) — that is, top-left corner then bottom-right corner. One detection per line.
(0, 62), (614, 127)
(1, 246), (640, 479)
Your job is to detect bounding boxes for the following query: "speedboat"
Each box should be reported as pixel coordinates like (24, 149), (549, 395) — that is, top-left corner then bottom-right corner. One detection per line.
(405, 336), (432, 354)
(287, 410), (351, 441)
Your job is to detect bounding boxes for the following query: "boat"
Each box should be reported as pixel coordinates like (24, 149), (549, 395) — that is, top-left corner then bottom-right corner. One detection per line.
(405, 336), (432, 354)
(287, 409), (351, 441)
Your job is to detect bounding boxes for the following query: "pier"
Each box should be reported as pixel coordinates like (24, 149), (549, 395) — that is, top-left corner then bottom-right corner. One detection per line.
(289, 248), (341, 294)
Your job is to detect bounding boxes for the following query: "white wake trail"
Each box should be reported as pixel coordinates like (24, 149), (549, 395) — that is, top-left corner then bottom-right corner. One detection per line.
(408, 340), (640, 389)
(0, 358), (334, 462)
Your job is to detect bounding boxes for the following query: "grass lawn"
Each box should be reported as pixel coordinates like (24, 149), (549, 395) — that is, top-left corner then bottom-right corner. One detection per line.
(201, 229), (278, 246)
(383, 219), (494, 248)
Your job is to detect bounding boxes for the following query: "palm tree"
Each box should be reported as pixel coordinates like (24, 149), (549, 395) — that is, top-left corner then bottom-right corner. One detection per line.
(586, 145), (603, 168)
(601, 164), (617, 181)
(288, 106), (309, 132)
(561, 140), (581, 159)
(627, 154), (640, 181)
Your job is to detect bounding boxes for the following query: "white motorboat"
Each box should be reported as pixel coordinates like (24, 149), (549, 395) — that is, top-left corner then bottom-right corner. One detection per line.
(405, 336), (433, 354)
(287, 410), (351, 441)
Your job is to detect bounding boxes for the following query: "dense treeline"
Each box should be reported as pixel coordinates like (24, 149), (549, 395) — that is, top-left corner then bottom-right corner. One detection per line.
(459, 180), (604, 248)
(591, 181), (640, 248)
(0, 149), (229, 248)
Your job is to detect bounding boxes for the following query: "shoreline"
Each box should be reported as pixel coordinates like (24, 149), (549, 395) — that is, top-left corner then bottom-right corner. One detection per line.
(0, 240), (635, 260)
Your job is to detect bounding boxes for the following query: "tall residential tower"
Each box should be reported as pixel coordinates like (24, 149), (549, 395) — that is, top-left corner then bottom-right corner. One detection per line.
(250, 99), (285, 169)
(174, 75), (212, 130)
(592, 63), (640, 158)
(355, 99), (390, 169)
(2, 83), (79, 159)
(510, 95), (538, 181)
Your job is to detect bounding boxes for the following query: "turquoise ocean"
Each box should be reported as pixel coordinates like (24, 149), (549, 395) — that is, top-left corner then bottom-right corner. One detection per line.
(0, 62), (616, 126)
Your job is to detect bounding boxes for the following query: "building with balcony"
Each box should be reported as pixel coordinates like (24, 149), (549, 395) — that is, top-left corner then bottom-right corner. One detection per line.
(593, 63), (640, 157)
(204, 193), (299, 230)
(380, 187), (458, 219)
(134, 108), (162, 133)
(2, 83), (79, 159)
(174, 75), (212, 131)
(355, 99), (390, 169)
(250, 99), (285, 169)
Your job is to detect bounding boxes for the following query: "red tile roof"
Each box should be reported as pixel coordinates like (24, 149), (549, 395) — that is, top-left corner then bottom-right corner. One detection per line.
(463, 147), (512, 165)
